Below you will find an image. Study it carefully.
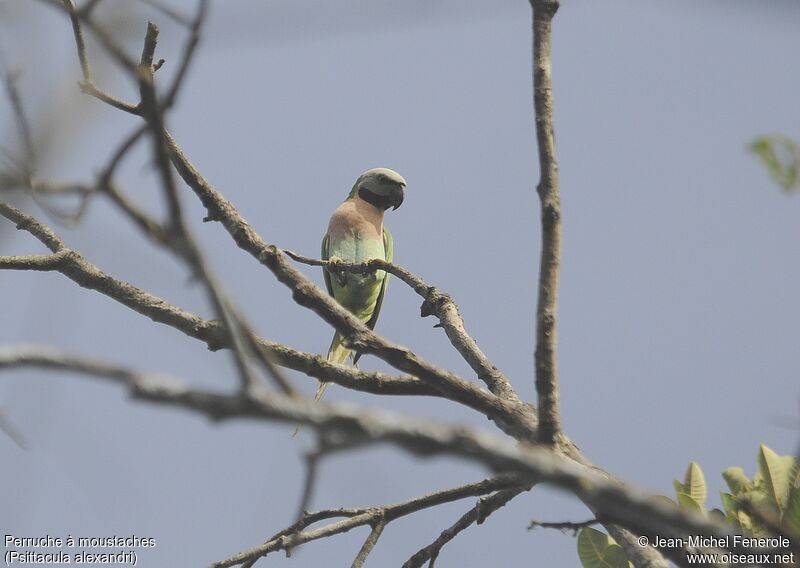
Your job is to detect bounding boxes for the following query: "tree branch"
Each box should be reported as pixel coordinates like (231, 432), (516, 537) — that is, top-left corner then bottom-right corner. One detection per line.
(58, 0), (140, 115)
(350, 515), (386, 568)
(0, 346), (765, 564)
(530, 0), (562, 445)
(0, 50), (35, 177)
(163, 0), (208, 109)
(528, 517), (599, 534)
(212, 474), (525, 568)
(402, 486), (528, 568)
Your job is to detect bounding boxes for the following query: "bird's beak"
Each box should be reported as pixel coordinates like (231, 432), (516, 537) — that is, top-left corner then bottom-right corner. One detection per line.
(391, 184), (405, 210)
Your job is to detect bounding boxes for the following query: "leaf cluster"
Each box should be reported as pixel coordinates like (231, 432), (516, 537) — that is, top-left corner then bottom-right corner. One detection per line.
(575, 444), (800, 568)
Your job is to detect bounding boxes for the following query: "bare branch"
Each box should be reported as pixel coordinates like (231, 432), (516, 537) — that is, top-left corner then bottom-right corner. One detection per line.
(163, 0), (208, 109)
(350, 516), (387, 568)
(3, 179), (94, 197)
(96, 125), (174, 244)
(0, 203), (65, 252)
(55, 0), (140, 114)
(0, 345), (766, 564)
(213, 474), (524, 568)
(527, 517), (599, 534)
(132, 20), (288, 398)
(530, 0), (562, 444)
(402, 487), (527, 568)
(0, 50), (35, 176)
(98, 125), (147, 187)
(0, 251), (70, 271)
(62, 0), (91, 80)
(295, 444), (322, 523)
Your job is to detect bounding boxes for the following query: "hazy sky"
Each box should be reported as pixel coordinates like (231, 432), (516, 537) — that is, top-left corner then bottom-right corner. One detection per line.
(2, 1), (799, 566)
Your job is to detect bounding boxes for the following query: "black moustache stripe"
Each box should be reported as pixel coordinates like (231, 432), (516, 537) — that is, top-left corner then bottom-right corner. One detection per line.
(358, 187), (392, 210)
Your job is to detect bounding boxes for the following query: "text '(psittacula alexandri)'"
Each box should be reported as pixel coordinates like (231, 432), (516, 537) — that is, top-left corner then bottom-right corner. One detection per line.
(316, 167), (406, 401)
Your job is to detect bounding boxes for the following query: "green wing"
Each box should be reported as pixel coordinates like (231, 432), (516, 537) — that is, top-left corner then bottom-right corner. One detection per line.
(364, 227), (393, 331)
(352, 228), (392, 366)
(321, 233), (333, 296)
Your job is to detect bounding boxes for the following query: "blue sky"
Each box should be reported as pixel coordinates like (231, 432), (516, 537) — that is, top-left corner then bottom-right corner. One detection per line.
(2, 1), (799, 566)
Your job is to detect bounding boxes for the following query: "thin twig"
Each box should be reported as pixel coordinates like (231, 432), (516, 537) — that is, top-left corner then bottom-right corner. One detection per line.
(527, 517), (599, 534)
(135, 20), (282, 397)
(163, 0), (208, 108)
(351, 516), (386, 568)
(62, 0), (91, 80)
(96, 125), (173, 245)
(55, 0), (140, 113)
(0, 203), (65, 251)
(213, 474), (524, 568)
(402, 487), (527, 568)
(295, 445), (322, 523)
(0, 49), (35, 176)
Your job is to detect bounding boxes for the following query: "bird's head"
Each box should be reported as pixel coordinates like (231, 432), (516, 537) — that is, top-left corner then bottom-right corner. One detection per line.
(348, 167), (406, 211)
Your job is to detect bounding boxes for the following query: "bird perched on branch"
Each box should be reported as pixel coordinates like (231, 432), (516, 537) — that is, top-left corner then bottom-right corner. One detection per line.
(317, 167), (406, 401)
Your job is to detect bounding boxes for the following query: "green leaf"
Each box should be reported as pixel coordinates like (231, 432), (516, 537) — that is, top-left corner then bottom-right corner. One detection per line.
(719, 491), (739, 525)
(722, 467), (750, 495)
(720, 492), (737, 517)
(709, 508), (726, 522)
(750, 134), (800, 192)
(676, 492), (703, 513)
(737, 510), (753, 532)
(603, 545), (632, 568)
(757, 445), (794, 513)
(673, 479), (686, 497)
(577, 528), (631, 568)
(783, 464), (800, 537)
(683, 462), (707, 508)
(740, 490), (780, 537)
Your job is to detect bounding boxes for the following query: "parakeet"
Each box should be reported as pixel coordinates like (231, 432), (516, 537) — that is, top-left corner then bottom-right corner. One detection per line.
(317, 167), (406, 401)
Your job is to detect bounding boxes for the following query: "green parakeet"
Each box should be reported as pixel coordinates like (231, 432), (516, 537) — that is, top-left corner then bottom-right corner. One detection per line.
(317, 167), (406, 401)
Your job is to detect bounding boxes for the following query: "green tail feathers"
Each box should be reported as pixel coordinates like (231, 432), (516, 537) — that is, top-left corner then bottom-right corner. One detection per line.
(292, 333), (353, 437)
(327, 332), (352, 366)
(315, 333), (353, 403)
